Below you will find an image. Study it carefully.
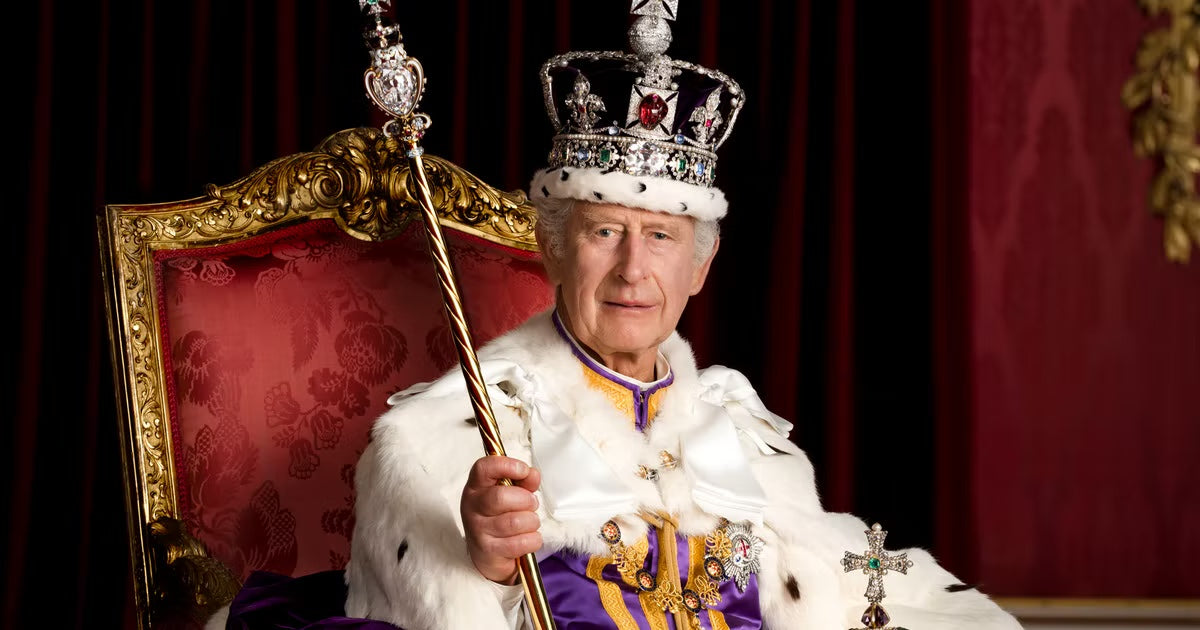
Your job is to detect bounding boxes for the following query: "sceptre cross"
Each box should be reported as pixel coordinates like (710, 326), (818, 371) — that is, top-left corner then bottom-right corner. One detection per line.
(842, 523), (913, 630)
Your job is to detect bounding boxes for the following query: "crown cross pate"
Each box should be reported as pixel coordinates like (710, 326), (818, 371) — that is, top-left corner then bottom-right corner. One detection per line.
(631, 0), (679, 20)
(842, 523), (913, 629)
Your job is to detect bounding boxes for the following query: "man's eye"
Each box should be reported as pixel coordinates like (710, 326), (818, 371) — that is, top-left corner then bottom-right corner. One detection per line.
(651, 232), (669, 240)
(597, 228), (615, 237)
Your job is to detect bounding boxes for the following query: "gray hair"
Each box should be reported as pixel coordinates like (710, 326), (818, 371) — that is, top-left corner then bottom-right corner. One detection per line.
(533, 197), (720, 266)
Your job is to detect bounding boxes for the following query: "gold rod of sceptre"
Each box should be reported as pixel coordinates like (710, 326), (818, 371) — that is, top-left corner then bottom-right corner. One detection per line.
(402, 135), (557, 630)
(358, 3), (555, 627)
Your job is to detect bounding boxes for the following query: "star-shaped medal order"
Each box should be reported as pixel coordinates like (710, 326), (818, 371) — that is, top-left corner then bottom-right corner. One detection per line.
(842, 523), (913, 629)
(718, 522), (764, 592)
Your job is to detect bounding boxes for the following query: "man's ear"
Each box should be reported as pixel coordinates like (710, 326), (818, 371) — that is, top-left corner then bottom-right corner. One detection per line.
(689, 235), (719, 295)
(535, 223), (563, 284)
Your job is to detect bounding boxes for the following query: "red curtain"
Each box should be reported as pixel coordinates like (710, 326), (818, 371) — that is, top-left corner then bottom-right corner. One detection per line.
(8, 1), (1197, 628)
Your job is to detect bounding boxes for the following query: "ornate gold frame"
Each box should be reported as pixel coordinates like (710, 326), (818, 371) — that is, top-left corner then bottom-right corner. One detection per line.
(97, 127), (539, 628)
(1122, 0), (1200, 263)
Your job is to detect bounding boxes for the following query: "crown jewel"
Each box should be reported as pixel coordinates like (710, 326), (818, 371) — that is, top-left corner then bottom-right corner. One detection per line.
(360, 0), (430, 142)
(539, 1), (744, 189)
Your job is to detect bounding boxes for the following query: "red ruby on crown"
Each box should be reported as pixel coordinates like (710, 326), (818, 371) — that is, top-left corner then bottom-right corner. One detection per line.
(638, 93), (668, 128)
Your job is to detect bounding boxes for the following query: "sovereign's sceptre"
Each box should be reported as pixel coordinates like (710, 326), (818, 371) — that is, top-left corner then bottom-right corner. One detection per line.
(358, 2), (556, 628)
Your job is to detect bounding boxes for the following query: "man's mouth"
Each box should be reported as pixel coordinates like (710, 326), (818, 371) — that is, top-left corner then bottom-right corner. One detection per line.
(604, 300), (655, 309)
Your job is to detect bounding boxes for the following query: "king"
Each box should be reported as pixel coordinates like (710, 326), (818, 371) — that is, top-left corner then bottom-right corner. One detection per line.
(340, 2), (1026, 628)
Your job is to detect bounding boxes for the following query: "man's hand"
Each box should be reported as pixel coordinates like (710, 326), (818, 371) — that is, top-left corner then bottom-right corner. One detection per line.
(461, 456), (543, 584)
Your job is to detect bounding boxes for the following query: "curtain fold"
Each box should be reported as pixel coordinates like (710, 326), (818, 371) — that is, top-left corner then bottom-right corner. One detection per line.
(930, 0), (976, 580)
(7, 0), (56, 625)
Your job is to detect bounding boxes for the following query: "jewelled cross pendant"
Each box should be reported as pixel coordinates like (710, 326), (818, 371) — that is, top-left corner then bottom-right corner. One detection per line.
(842, 523), (913, 629)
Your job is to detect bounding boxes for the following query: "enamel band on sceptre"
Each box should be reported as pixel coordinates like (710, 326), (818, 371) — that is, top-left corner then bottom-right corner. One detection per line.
(358, 2), (557, 629)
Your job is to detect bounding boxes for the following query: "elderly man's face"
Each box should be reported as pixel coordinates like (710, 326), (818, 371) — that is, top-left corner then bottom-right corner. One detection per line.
(542, 202), (717, 372)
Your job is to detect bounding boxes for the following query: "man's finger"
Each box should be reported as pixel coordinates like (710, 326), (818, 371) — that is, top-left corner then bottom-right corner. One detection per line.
(513, 466), (541, 494)
(465, 455), (535, 488)
(477, 510), (541, 539)
(469, 484), (538, 517)
(475, 531), (543, 561)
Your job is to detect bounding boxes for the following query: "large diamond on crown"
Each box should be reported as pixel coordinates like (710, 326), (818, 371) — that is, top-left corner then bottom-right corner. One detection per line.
(624, 141), (669, 175)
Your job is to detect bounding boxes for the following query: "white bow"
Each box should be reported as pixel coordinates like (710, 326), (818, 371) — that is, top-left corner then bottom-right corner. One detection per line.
(682, 366), (791, 526)
(388, 360), (636, 523)
(697, 366), (794, 438)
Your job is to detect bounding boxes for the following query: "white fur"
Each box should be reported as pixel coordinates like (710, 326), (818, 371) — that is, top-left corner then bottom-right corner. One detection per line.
(345, 311), (1021, 629)
(529, 167), (728, 222)
(204, 605), (229, 630)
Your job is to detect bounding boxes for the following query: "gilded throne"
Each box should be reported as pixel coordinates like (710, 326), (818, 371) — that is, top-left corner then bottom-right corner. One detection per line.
(99, 127), (554, 628)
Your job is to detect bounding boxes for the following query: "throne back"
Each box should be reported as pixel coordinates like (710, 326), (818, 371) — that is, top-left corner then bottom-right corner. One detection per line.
(99, 128), (554, 628)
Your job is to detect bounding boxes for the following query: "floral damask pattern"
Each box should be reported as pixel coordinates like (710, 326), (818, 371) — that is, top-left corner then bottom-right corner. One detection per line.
(336, 311), (408, 386)
(425, 319), (458, 372)
(167, 258), (238, 287)
(173, 330), (253, 414)
(263, 379), (348, 480)
(321, 460), (359, 571)
(309, 369), (369, 417)
(161, 220), (553, 579)
(214, 481), (299, 578)
(185, 420), (258, 517)
(256, 247), (410, 479)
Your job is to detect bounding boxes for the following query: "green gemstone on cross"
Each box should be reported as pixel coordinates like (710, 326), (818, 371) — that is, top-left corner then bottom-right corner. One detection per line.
(600, 148), (611, 163)
(841, 522), (914, 616)
(677, 158), (687, 172)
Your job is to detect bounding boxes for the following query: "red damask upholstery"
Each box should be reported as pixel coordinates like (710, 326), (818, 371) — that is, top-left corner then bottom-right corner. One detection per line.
(155, 218), (553, 582)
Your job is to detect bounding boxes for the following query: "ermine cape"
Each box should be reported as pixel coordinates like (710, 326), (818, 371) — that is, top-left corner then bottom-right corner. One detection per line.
(345, 311), (1020, 630)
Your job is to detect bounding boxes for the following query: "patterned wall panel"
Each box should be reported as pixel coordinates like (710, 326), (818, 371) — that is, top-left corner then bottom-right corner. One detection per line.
(968, 0), (1200, 597)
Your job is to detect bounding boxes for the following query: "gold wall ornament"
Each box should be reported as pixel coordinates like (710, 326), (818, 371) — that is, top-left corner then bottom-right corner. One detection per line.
(1121, 0), (1200, 263)
(99, 125), (539, 629)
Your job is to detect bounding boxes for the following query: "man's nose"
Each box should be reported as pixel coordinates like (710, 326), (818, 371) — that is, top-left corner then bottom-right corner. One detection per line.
(616, 233), (649, 282)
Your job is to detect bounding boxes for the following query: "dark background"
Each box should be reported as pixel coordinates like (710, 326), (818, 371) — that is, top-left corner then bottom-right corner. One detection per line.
(6, 1), (970, 627)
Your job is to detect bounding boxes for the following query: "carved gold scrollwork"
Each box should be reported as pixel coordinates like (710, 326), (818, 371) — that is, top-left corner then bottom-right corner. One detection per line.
(185, 126), (539, 245)
(417, 156), (538, 242)
(149, 517), (240, 623)
(108, 126), (539, 530)
(102, 126), (540, 627)
(1122, 0), (1200, 263)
